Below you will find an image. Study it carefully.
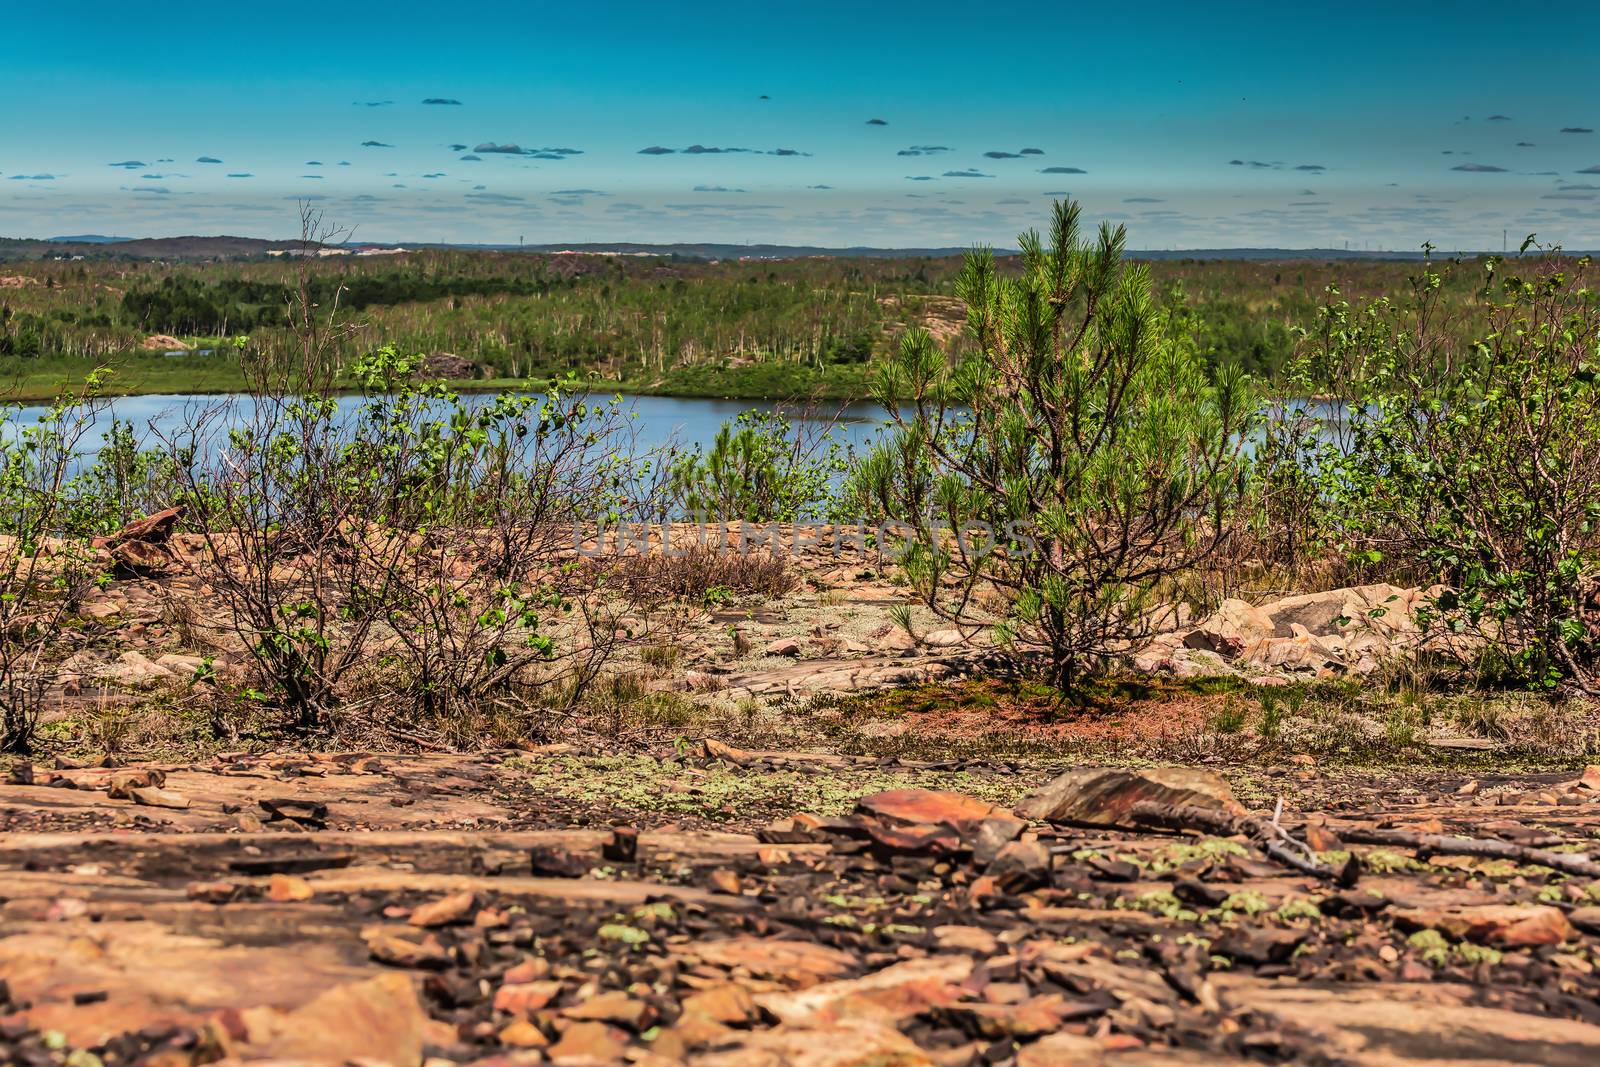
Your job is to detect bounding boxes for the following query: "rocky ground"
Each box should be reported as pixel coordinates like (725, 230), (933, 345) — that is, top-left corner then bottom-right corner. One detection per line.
(39, 515), (1514, 744)
(10, 515), (1600, 1064)
(7, 744), (1600, 1066)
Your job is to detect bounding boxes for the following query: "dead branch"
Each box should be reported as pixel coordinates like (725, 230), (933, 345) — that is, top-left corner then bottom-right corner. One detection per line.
(1335, 826), (1600, 879)
(1128, 801), (1358, 885)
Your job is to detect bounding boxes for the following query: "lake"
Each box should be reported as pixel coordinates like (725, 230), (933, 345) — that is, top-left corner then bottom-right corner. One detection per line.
(3, 391), (892, 463)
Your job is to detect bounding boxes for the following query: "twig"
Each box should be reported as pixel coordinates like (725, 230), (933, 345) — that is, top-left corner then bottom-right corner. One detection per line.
(1129, 801), (1357, 886)
(1335, 826), (1600, 879)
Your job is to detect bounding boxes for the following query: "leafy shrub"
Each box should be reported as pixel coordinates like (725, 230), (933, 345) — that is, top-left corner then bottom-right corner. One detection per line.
(1294, 247), (1600, 689)
(668, 409), (848, 522)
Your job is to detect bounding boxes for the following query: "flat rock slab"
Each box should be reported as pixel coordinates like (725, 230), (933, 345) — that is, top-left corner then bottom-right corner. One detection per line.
(7, 753), (1600, 1065)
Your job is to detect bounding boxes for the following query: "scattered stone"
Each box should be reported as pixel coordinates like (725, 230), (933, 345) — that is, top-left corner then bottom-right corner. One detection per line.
(679, 939), (858, 988)
(602, 825), (639, 864)
(493, 980), (563, 1016)
(497, 1019), (549, 1048)
(362, 924), (452, 968)
(266, 873), (315, 902)
(1392, 904), (1576, 948)
(856, 789), (1004, 829)
(547, 1020), (627, 1062)
(409, 890), (477, 927)
(562, 990), (654, 1029)
(681, 983), (757, 1026)
(129, 786), (190, 810)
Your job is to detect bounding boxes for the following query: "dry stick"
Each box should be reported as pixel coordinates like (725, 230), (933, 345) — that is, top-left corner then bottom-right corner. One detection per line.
(1334, 826), (1600, 879)
(1128, 801), (1357, 886)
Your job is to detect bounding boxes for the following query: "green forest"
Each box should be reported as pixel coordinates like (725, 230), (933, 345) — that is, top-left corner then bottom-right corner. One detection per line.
(0, 246), (1563, 401)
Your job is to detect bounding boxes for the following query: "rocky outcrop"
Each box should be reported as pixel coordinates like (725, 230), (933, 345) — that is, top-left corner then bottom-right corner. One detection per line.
(1016, 767), (1244, 828)
(1138, 583), (1450, 680)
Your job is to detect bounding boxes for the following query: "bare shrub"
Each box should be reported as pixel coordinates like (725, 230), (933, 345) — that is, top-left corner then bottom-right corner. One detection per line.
(158, 208), (649, 740)
(603, 542), (797, 609)
(0, 377), (109, 752)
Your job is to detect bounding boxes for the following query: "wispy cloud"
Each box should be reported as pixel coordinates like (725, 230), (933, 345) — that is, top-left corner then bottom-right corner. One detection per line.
(423, 97), (463, 106)
(108, 160), (145, 169)
(196, 156), (222, 164)
(363, 140), (394, 148)
(1039, 166), (1087, 174)
(865, 118), (888, 126)
(636, 144), (804, 156)
(1561, 127), (1594, 134)
(1452, 163), (1508, 172)
(943, 169), (991, 178)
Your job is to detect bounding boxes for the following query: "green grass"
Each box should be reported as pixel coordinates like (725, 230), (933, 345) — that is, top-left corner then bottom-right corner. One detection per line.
(1, 354), (876, 404)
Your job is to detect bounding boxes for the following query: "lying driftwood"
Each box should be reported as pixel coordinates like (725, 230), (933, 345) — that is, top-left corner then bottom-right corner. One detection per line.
(1336, 826), (1600, 879)
(1128, 800), (1359, 885)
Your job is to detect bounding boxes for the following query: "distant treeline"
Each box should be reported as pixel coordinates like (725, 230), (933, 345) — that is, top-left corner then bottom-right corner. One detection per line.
(0, 246), (1563, 394)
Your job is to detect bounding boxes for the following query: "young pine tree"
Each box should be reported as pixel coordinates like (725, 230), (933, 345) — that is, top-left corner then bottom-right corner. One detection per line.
(854, 199), (1255, 691)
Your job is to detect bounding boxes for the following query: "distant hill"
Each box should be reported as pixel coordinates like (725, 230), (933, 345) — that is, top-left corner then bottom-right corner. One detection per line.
(47, 234), (133, 244)
(0, 235), (315, 261)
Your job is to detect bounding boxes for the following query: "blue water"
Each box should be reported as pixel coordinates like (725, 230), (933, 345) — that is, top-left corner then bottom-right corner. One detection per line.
(3, 391), (890, 463)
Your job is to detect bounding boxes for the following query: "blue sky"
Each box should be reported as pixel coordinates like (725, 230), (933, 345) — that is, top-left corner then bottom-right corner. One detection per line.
(3, 1), (1598, 249)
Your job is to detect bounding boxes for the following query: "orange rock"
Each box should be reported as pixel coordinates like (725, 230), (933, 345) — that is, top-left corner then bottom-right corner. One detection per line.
(266, 874), (314, 902)
(186, 880), (237, 903)
(561, 990), (654, 1030)
(409, 890), (477, 927)
(547, 1020), (627, 1062)
(1017, 1031), (1103, 1066)
(503, 957), (552, 984)
(678, 938), (857, 989)
(1393, 904), (1575, 947)
(493, 980), (563, 1016)
(236, 972), (425, 1064)
(498, 1019), (549, 1048)
(680, 983), (757, 1025)
(857, 789), (1003, 829)
(756, 956), (973, 1028)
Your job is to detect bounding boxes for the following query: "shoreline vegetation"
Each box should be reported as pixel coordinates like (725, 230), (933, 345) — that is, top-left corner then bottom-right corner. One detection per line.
(0, 357), (875, 404)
